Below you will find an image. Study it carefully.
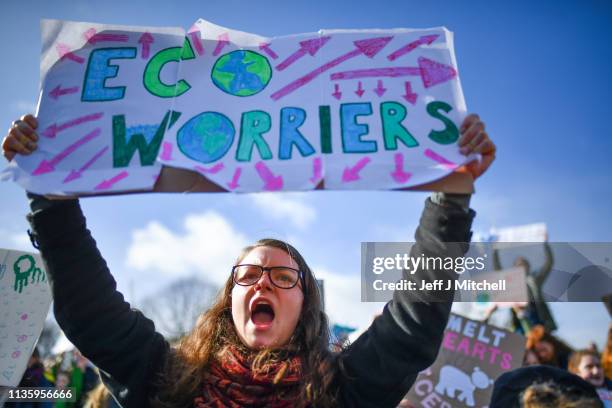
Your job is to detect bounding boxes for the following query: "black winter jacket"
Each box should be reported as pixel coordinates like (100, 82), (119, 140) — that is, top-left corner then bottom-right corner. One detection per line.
(27, 196), (474, 407)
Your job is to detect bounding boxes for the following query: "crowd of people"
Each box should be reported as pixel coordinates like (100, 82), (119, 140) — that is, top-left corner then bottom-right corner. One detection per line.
(5, 347), (117, 408)
(6, 321), (612, 407)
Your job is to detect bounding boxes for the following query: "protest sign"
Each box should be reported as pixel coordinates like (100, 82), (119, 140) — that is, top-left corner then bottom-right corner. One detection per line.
(404, 313), (525, 408)
(0, 248), (52, 387)
(2, 18), (475, 195)
(487, 223), (547, 245)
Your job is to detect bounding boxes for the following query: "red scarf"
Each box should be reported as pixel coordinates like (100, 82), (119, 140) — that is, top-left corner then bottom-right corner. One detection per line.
(194, 347), (303, 408)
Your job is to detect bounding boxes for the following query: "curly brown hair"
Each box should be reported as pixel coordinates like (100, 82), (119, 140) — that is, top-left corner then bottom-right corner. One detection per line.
(151, 238), (342, 407)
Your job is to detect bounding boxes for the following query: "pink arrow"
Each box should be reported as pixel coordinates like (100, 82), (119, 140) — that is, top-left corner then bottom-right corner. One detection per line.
(424, 148), (457, 170)
(259, 42), (278, 59)
(402, 81), (418, 105)
(373, 80), (387, 97)
(270, 36), (393, 101)
(255, 161), (283, 191)
(139, 32), (154, 59)
(84, 28), (129, 44)
(332, 84), (342, 100)
(49, 85), (79, 100)
(226, 167), (242, 190)
(188, 31), (205, 56)
(355, 81), (365, 97)
(213, 33), (230, 56)
(56, 43), (84, 64)
(330, 57), (456, 89)
(391, 153), (412, 183)
(310, 157), (323, 184)
(275, 36), (331, 71)
(95, 171), (129, 190)
(42, 112), (104, 138)
(342, 157), (371, 182)
(387, 34), (439, 61)
(32, 128), (101, 176)
(63, 146), (109, 183)
(195, 163), (225, 174)
(159, 141), (173, 161)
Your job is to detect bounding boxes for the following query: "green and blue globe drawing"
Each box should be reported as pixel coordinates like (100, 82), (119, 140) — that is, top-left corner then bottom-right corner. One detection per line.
(211, 50), (272, 97)
(177, 112), (235, 164)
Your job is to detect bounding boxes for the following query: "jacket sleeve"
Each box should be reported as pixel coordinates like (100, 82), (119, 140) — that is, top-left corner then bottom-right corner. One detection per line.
(26, 198), (168, 407)
(337, 197), (475, 408)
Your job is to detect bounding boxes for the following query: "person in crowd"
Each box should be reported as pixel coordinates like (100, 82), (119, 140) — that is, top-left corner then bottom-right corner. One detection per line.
(5, 348), (54, 408)
(2, 112), (495, 407)
(490, 365), (603, 408)
(526, 324), (574, 369)
(568, 349), (612, 406)
(603, 323), (612, 380)
(523, 349), (541, 366)
(84, 383), (122, 408)
(492, 240), (556, 334)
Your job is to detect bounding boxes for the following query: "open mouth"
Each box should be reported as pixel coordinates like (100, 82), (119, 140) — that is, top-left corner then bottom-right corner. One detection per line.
(251, 303), (275, 326)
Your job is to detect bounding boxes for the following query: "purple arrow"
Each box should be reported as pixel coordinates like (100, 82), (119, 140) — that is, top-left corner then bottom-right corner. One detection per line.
(387, 34), (439, 61)
(42, 112), (104, 138)
(275, 36), (331, 71)
(95, 171), (129, 190)
(373, 80), (387, 97)
(402, 81), (418, 105)
(418, 57), (458, 88)
(355, 81), (364, 97)
(391, 153), (412, 183)
(226, 167), (242, 190)
(424, 148), (457, 170)
(270, 36), (393, 101)
(342, 157), (371, 182)
(84, 28), (129, 44)
(56, 43), (84, 64)
(139, 32), (154, 59)
(259, 42), (278, 59)
(188, 31), (205, 56)
(332, 84), (342, 100)
(159, 141), (173, 161)
(330, 57), (457, 89)
(255, 161), (283, 191)
(32, 128), (101, 176)
(63, 146), (109, 183)
(195, 163), (224, 174)
(310, 157), (323, 184)
(213, 33), (230, 56)
(49, 85), (79, 101)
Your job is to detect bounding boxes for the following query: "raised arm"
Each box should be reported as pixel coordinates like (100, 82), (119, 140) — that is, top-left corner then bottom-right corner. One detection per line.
(337, 193), (474, 407)
(337, 114), (495, 407)
(492, 246), (503, 270)
(534, 241), (554, 286)
(4, 116), (168, 407)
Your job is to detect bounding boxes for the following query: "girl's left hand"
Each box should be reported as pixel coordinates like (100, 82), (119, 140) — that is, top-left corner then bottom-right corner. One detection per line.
(458, 114), (496, 179)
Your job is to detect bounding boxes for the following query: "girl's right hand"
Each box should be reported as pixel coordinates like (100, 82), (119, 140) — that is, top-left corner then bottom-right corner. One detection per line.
(2, 114), (39, 161)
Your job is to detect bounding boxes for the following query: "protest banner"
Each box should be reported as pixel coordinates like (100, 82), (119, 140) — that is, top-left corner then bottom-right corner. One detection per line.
(487, 223), (547, 245)
(0, 248), (52, 387)
(404, 313), (525, 408)
(2, 18), (475, 195)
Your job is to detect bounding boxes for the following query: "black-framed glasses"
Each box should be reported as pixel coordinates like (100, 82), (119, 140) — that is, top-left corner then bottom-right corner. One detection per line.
(232, 264), (303, 289)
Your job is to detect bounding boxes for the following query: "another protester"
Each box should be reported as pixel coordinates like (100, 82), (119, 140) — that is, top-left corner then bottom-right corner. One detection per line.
(526, 324), (574, 369)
